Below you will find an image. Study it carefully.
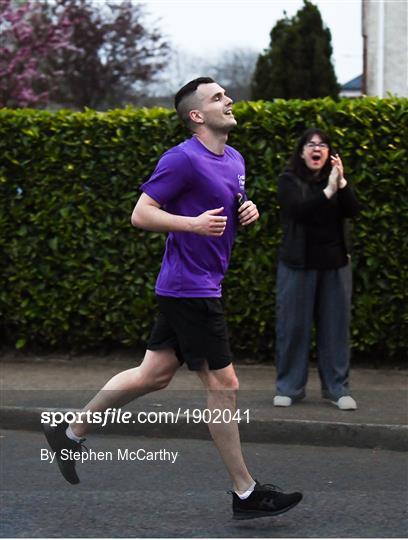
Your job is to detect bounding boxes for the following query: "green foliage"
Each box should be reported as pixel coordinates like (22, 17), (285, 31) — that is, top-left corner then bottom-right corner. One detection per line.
(0, 97), (407, 361)
(252, 0), (339, 100)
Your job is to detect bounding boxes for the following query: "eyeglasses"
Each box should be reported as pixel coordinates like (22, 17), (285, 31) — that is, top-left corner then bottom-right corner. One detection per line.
(305, 142), (329, 149)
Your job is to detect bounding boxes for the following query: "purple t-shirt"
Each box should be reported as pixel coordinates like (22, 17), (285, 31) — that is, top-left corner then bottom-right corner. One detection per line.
(140, 136), (246, 297)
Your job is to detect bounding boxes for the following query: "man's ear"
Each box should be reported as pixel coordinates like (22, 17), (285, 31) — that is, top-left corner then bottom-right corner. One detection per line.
(189, 109), (204, 125)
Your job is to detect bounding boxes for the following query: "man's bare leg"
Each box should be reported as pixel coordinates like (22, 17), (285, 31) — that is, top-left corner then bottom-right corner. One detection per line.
(43, 349), (180, 484)
(71, 349), (180, 437)
(197, 363), (254, 494)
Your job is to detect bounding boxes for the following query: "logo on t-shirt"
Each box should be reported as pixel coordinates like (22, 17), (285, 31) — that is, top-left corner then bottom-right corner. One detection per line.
(237, 174), (246, 191)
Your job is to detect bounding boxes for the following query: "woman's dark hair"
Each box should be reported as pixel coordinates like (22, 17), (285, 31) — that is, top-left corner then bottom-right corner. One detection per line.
(286, 128), (333, 181)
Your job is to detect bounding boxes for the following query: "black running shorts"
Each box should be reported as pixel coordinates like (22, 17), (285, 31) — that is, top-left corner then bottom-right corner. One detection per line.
(146, 296), (232, 371)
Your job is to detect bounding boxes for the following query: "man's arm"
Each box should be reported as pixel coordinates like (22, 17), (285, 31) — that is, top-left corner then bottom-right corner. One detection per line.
(131, 192), (228, 237)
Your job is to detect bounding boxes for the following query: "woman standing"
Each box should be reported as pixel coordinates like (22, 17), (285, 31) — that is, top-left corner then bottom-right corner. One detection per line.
(274, 128), (360, 410)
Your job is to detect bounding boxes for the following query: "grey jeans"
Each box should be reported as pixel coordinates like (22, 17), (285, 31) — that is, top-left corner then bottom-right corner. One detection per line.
(275, 260), (352, 401)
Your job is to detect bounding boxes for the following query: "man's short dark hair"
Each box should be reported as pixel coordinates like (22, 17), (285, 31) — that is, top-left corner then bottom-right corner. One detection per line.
(174, 77), (215, 112)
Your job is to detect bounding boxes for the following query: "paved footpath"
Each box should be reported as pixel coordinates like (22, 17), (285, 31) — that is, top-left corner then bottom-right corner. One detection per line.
(1, 354), (407, 451)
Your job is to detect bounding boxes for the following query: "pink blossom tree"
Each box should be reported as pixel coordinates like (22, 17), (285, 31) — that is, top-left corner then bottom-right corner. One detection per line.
(0, 0), (74, 107)
(46, 0), (169, 109)
(1, 0), (169, 109)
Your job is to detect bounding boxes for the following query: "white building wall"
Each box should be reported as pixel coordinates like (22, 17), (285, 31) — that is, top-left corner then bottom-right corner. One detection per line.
(363, 0), (408, 97)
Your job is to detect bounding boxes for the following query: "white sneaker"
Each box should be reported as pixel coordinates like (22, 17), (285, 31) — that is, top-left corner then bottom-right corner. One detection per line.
(332, 396), (357, 410)
(273, 395), (292, 407)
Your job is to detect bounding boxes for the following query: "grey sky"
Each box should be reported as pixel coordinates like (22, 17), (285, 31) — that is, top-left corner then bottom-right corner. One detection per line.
(145, 0), (362, 85)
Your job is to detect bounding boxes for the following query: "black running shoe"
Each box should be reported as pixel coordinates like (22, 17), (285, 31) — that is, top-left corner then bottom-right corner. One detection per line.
(43, 420), (86, 485)
(232, 480), (302, 520)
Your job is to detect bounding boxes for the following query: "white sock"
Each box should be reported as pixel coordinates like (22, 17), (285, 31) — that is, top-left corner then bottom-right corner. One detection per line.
(65, 425), (83, 442)
(236, 480), (256, 500)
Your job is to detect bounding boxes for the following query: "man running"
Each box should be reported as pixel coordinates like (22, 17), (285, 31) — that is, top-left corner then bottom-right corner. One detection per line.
(44, 77), (302, 520)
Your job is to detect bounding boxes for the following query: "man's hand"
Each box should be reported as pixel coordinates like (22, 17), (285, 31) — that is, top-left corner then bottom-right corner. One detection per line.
(191, 207), (228, 236)
(238, 200), (259, 226)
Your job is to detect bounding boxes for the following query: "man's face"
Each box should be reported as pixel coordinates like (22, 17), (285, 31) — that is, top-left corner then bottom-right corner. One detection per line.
(193, 83), (236, 133)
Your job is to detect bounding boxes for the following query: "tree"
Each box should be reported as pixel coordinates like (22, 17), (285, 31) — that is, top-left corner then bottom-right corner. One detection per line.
(46, 0), (169, 109)
(0, 0), (74, 107)
(144, 46), (258, 107)
(208, 48), (258, 102)
(251, 0), (339, 100)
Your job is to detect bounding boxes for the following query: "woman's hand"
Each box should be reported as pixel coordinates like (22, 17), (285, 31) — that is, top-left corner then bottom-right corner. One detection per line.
(331, 154), (347, 188)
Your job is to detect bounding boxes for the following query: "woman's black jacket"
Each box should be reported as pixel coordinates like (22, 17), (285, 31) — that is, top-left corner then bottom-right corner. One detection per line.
(277, 171), (360, 269)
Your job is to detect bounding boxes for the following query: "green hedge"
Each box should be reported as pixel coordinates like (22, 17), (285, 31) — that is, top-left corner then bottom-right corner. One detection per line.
(0, 97), (407, 360)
